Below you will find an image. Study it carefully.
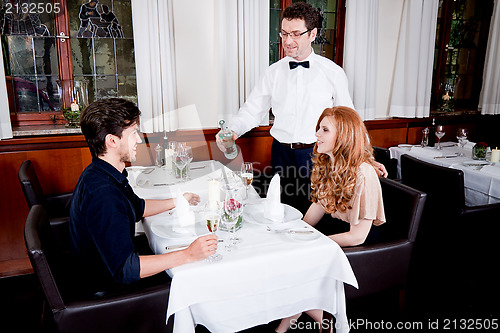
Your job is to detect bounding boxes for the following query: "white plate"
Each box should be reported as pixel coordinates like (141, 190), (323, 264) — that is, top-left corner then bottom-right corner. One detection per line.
(398, 144), (412, 151)
(286, 230), (321, 241)
(243, 199), (303, 225)
(463, 160), (490, 167)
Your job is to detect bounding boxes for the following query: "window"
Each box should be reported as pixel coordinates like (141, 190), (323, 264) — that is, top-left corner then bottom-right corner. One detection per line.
(269, 0), (345, 65)
(432, 0), (494, 114)
(1, 0), (136, 126)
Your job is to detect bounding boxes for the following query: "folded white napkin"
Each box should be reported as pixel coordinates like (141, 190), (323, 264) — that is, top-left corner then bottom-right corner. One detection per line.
(410, 146), (442, 158)
(264, 174), (285, 223)
(172, 192), (196, 234)
(127, 167), (150, 187)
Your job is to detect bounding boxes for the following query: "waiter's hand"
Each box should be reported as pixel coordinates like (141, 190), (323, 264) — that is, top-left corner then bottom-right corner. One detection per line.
(374, 161), (388, 178)
(215, 130), (238, 153)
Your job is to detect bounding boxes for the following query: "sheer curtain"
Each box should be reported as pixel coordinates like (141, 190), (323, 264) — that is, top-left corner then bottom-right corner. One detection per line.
(388, 0), (438, 118)
(344, 0), (378, 120)
(216, 0), (269, 124)
(131, 0), (179, 133)
(0, 44), (13, 140)
(479, 0), (500, 115)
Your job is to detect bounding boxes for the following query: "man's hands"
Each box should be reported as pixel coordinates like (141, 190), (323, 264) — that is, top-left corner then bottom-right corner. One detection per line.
(185, 234), (218, 261)
(182, 192), (200, 205)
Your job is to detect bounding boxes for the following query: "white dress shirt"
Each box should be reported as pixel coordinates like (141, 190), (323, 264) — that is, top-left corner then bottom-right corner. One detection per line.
(229, 50), (354, 144)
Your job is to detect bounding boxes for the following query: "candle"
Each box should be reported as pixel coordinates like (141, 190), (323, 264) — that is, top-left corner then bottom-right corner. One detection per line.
(70, 101), (79, 112)
(208, 179), (220, 210)
(491, 147), (500, 163)
(164, 148), (173, 170)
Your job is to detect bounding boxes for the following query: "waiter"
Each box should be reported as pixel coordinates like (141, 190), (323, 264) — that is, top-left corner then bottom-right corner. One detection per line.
(217, 3), (385, 212)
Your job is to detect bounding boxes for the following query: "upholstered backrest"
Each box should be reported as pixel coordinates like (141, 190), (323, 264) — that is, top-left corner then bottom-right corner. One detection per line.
(373, 146), (398, 179)
(24, 205), (66, 312)
(343, 178), (426, 299)
(400, 154), (465, 216)
(378, 178), (426, 243)
(18, 160), (47, 209)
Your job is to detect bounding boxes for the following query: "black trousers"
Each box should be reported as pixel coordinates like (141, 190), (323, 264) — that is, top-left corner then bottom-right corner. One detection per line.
(270, 139), (314, 214)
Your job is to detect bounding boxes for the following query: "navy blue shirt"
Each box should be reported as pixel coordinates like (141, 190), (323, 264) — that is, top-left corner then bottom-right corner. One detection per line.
(70, 158), (145, 291)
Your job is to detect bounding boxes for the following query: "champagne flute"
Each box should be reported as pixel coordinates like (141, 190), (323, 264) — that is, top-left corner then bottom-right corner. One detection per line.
(173, 146), (188, 182)
(456, 128), (468, 156)
(184, 146), (193, 179)
(205, 210), (222, 262)
(435, 125), (445, 150)
(223, 191), (243, 251)
(240, 162), (254, 200)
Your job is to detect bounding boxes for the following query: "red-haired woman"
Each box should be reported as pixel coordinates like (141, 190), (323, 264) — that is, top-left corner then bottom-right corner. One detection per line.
(275, 106), (385, 332)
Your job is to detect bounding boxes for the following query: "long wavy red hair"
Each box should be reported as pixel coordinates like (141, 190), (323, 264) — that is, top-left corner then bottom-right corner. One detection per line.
(310, 106), (376, 213)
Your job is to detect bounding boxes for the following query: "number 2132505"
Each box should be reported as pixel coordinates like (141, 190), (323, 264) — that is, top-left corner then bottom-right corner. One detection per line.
(5, 2), (61, 15)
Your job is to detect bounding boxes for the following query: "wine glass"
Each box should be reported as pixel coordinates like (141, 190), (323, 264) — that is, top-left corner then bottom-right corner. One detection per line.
(184, 146), (193, 179)
(173, 146), (189, 181)
(435, 125), (445, 150)
(205, 209), (222, 262)
(456, 128), (468, 156)
(240, 162), (254, 200)
(223, 191), (243, 251)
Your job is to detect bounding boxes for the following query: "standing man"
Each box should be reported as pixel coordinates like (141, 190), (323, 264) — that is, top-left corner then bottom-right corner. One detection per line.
(70, 98), (217, 295)
(218, 3), (382, 212)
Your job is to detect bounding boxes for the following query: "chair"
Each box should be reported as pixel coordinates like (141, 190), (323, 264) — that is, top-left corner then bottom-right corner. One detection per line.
(321, 178), (426, 331)
(18, 160), (73, 244)
(342, 178), (426, 300)
(25, 204), (173, 333)
(400, 154), (500, 314)
(373, 146), (398, 179)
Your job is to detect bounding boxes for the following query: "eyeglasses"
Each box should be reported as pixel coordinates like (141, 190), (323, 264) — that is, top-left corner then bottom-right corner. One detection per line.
(279, 29), (311, 40)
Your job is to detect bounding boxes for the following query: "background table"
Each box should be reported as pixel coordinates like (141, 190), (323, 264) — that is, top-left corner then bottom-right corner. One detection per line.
(131, 160), (358, 333)
(390, 143), (500, 206)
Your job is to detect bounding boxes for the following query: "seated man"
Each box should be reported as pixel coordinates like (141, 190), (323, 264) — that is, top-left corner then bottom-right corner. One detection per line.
(70, 98), (217, 295)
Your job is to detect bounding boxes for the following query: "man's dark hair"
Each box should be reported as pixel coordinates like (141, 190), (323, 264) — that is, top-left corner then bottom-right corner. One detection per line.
(80, 98), (141, 158)
(281, 2), (323, 31)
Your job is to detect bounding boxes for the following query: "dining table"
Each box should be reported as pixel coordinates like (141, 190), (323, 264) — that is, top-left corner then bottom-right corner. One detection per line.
(128, 160), (358, 333)
(389, 142), (500, 206)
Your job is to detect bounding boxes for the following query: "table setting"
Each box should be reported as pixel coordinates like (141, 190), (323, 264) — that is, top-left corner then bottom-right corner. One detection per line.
(128, 159), (358, 333)
(390, 127), (500, 206)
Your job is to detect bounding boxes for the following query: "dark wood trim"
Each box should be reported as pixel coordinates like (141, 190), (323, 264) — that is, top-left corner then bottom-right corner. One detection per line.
(335, 0), (346, 66)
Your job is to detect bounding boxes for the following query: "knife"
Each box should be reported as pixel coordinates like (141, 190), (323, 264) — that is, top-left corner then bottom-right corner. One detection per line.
(434, 154), (459, 159)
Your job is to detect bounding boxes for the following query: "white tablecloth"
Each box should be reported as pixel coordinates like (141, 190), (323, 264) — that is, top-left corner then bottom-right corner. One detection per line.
(390, 143), (500, 206)
(132, 160), (358, 333)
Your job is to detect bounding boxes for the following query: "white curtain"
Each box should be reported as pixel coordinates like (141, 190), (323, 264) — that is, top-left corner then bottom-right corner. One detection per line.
(216, 0), (269, 124)
(344, 0), (378, 120)
(0, 43), (13, 140)
(388, 0), (438, 118)
(479, 0), (500, 115)
(131, 0), (179, 133)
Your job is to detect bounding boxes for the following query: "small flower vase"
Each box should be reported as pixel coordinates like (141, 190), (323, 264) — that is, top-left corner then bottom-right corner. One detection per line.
(62, 106), (81, 128)
(472, 143), (488, 160)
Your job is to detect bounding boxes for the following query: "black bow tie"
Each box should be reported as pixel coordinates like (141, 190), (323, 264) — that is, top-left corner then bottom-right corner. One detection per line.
(289, 61), (310, 70)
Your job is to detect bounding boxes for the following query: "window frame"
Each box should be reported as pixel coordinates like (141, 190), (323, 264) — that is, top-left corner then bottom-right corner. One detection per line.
(276, 0), (346, 66)
(431, 0), (494, 114)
